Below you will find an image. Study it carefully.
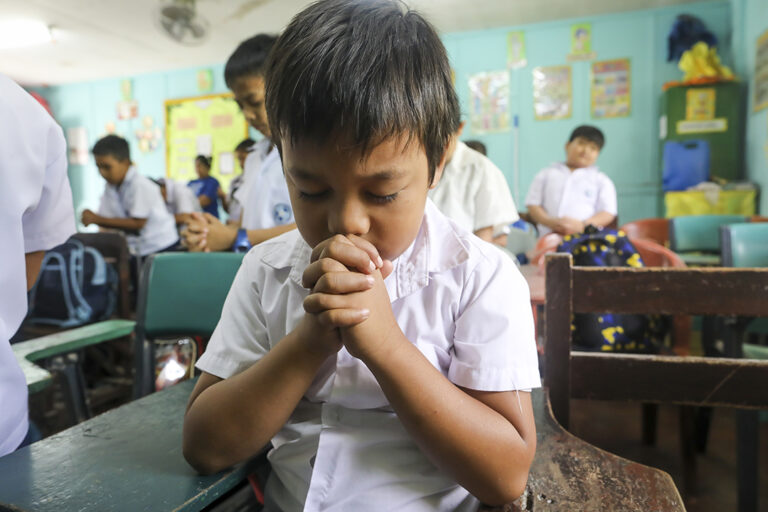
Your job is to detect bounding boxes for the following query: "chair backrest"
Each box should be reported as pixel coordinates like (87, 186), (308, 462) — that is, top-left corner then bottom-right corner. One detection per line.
(630, 237), (686, 268)
(544, 253), (768, 428)
(619, 218), (669, 246)
(669, 214), (747, 253)
(71, 232), (131, 318)
(721, 223), (768, 268)
(530, 232), (563, 266)
(136, 252), (244, 338)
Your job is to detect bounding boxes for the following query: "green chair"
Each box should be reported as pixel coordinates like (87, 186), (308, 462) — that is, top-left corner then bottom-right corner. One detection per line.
(133, 252), (244, 398)
(669, 214), (747, 266)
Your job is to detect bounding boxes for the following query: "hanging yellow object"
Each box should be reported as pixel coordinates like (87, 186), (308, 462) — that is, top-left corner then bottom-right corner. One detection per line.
(678, 42), (734, 82)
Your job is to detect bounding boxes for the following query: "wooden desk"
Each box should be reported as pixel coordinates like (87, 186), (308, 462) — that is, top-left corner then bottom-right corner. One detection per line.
(0, 379), (262, 512)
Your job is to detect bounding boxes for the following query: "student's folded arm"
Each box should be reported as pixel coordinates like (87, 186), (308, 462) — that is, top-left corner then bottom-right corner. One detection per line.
(197, 195), (212, 207)
(472, 226), (494, 242)
(94, 215), (146, 234)
(584, 210), (615, 228)
(526, 205), (557, 231)
(246, 223), (296, 246)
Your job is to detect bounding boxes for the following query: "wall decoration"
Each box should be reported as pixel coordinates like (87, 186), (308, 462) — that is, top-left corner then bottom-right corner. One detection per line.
(165, 93), (248, 192)
(468, 71), (510, 133)
(591, 58), (631, 118)
(507, 31), (527, 69)
(568, 23), (596, 61)
(66, 127), (89, 165)
(533, 65), (572, 120)
(121, 79), (133, 101)
(104, 121), (117, 135)
(685, 88), (715, 120)
(135, 115), (162, 153)
(117, 99), (138, 120)
(754, 28), (768, 112)
(197, 69), (213, 92)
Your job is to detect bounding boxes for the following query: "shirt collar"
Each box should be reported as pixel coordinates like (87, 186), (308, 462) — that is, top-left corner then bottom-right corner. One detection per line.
(261, 199), (470, 301)
(109, 165), (137, 193)
(555, 162), (598, 174)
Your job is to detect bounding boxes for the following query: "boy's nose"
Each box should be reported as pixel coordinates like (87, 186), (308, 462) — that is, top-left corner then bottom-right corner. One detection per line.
(329, 200), (370, 237)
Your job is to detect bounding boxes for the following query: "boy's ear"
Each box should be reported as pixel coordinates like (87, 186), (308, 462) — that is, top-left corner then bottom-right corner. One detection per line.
(429, 144), (450, 190)
(456, 120), (466, 137)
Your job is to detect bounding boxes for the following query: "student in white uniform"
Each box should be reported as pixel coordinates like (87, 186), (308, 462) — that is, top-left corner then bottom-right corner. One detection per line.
(153, 177), (202, 225)
(182, 34), (295, 253)
(183, 3), (540, 510)
(224, 138), (255, 225)
(81, 135), (179, 256)
(429, 121), (519, 247)
(0, 73), (76, 455)
(525, 125), (617, 236)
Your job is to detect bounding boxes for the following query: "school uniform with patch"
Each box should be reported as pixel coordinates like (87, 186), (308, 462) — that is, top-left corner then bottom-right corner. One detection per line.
(164, 178), (202, 216)
(239, 144), (294, 230)
(196, 200), (540, 512)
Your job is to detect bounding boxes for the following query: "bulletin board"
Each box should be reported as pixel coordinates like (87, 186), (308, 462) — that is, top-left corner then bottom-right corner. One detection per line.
(164, 93), (248, 193)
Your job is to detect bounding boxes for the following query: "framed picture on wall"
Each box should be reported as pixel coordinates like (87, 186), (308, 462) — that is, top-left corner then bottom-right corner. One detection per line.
(754, 29), (768, 112)
(532, 65), (572, 121)
(591, 58), (631, 118)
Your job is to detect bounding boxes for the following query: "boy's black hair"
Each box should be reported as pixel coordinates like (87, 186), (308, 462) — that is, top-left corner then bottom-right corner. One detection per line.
(196, 155), (212, 168)
(265, 0), (460, 183)
(464, 140), (487, 156)
(235, 138), (256, 152)
(224, 34), (279, 88)
(92, 135), (130, 161)
(568, 125), (605, 150)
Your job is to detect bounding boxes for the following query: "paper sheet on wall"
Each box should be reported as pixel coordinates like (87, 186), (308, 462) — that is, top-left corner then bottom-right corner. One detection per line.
(591, 58), (631, 118)
(567, 23), (596, 62)
(532, 66), (572, 120)
(507, 31), (527, 69)
(67, 127), (89, 165)
(196, 134), (213, 156)
(468, 71), (510, 134)
(218, 152), (235, 175)
(754, 29), (768, 112)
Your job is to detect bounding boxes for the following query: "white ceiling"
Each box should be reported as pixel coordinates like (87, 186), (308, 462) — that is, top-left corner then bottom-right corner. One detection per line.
(0, 0), (704, 86)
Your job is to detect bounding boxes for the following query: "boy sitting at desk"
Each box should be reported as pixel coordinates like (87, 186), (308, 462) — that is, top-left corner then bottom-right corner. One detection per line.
(183, 1), (539, 510)
(525, 125), (617, 236)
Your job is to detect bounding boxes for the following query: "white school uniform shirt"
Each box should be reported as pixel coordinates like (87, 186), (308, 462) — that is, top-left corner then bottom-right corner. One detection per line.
(524, 162), (617, 236)
(97, 166), (179, 256)
(0, 74), (75, 456)
(197, 200), (540, 512)
(429, 141), (519, 237)
(164, 178), (201, 215)
(238, 143), (294, 230)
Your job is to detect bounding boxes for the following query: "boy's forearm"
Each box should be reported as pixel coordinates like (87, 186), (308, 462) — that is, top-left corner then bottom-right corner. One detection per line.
(246, 223), (296, 246)
(526, 205), (556, 231)
(183, 327), (333, 474)
(93, 215), (146, 233)
(360, 336), (535, 505)
(584, 211), (615, 228)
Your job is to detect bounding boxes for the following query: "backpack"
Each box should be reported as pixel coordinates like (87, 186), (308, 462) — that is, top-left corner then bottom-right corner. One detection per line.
(557, 226), (668, 353)
(28, 237), (118, 327)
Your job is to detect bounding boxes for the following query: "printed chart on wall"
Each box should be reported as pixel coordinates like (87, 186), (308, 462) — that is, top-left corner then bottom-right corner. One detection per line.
(754, 29), (768, 112)
(468, 71), (510, 133)
(591, 59), (631, 118)
(532, 66), (572, 120)
(165, 93), (248, 193)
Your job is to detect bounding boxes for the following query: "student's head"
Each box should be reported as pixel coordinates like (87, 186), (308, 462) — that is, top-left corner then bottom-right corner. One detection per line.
(92, 135), (131, 185)
(265, 0), (459, 260)
(565, 125), (605, 170)
(195, 155), (212, 178)
(151, 178), (168, 201)
(225, 34), (278, 138)
(464, 140), (487, 156)
(234, 138), (256, 169)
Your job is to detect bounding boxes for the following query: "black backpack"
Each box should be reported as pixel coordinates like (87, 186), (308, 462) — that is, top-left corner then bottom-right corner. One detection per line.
(557, 226), (669, 353)
(28, 237), (118, 327)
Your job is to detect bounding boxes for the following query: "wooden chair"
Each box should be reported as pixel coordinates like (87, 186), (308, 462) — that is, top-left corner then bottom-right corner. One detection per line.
(544, 253), (768, 511)
(669, 214), (747, 266)
(133, 252), (244, 398)
(71, 232), (132, 319)
(620, 218), (669, 246)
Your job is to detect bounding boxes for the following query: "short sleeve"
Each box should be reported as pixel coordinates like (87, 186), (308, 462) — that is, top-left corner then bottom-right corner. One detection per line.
(524, 170), (546, 209)
(22, 122), (76, 253)
(196, 254), (271, 378)
(595, 174), (618, 216)
(448, 250), (541, 391)
(124, 179), (157, 219)
(472, 158), (519, 231)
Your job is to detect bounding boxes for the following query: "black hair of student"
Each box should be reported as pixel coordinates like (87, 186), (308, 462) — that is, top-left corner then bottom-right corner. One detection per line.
(265, 0), (460, 184)
(568, 125), (605, 150)
(224, 34), (279, 88)
(235, 138), (256, 152)
(196, 155), (212, 168)
(464, 140), (487, 156)
(150, 177), (166, 188)
(92, 135), (130, 161)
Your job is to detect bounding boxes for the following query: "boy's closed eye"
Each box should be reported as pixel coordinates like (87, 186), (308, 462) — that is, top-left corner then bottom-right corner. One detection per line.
(297, 189), (399, 204)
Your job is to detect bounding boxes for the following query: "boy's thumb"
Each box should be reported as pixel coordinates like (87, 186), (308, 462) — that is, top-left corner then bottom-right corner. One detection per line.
(379, 260), (395, 280)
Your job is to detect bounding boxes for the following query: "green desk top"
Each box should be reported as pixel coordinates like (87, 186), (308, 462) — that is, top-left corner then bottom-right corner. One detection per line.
(678, 252), (722, 266)
(13, 319), (135, 393)
(0, 379), (262, 512)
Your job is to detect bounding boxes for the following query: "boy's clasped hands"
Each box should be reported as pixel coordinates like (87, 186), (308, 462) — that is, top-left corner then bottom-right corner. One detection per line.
(299, 234), (399, 361)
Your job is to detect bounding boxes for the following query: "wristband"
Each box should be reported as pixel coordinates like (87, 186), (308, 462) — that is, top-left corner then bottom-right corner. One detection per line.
(232, 228), (252, 253)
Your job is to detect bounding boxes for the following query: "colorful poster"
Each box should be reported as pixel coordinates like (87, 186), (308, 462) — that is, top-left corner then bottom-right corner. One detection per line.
(685, 88), (716, 120)
(754, 29), (768, 112)
(507, 31), (527, 69)
(468, 71), (510, 133)
(568, 23), (596, 61)
(116, 100), (138, 120)
(533, 66), (572, 120)
(591, 58), (631, 118)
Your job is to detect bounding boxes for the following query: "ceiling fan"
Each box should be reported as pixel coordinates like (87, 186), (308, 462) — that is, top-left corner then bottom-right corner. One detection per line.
(156, 0), (273, 46)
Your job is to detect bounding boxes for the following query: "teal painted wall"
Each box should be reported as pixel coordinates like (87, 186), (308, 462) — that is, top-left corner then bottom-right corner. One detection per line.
(731, 0), (768, 214)
(444, 0), (733, 224)
(37, 1), (733, 223)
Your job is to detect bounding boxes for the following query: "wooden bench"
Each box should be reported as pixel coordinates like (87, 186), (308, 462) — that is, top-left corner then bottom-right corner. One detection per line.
(0, 377), (682, 511)
(544, 253), (768, 512)
(12, 319), (135, 422)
